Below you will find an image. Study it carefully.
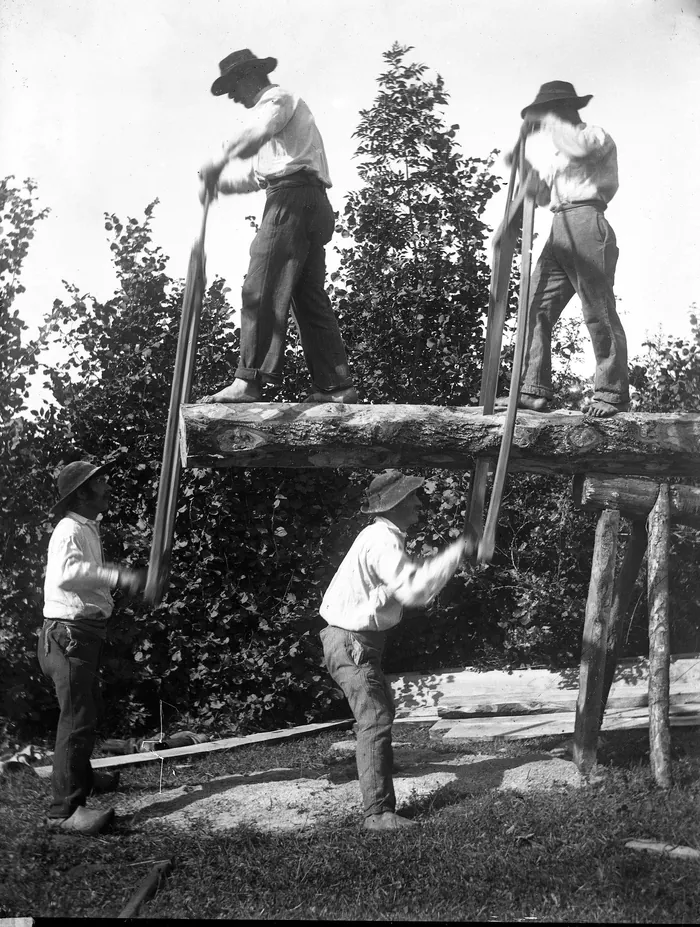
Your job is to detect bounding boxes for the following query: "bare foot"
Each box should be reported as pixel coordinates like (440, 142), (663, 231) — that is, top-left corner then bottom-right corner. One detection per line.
(517, 395), (550, 412)
(582, 399), (630, 418)
(198, 380), (262, 404)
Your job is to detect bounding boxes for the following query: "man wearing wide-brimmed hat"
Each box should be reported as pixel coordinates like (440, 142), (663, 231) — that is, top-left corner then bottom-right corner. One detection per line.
(39, 459), (145, 835)
(319, 470), (477, 832)
(197, 48), (356, 406)
(506, 80), (629, 418)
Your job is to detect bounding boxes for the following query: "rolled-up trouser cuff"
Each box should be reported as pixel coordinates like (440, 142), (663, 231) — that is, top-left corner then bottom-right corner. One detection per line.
(521, 386), (552, 400)
(235, 366), (282, 386)
(593, 391), (630, 405)
(312, 377), (355, 393)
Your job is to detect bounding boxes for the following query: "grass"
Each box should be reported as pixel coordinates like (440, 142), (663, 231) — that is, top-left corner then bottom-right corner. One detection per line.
(2, 724), (700, 921)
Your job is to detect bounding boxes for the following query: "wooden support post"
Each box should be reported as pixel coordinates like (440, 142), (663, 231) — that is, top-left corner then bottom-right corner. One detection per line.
(599, 520), (648, 723)
(573, 508), (620, 775)
(647, 483), (673, 789)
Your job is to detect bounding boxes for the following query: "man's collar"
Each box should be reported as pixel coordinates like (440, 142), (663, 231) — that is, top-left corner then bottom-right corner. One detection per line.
(66, 510), (101, 526)
(254, 83), (278, 105)
(374, 516), (406, 540)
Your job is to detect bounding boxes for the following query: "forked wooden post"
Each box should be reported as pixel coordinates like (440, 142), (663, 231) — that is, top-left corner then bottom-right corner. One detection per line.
(647, 483), (672, 788)
(573, 508), (620, 775)
(571, 474), (694, 785)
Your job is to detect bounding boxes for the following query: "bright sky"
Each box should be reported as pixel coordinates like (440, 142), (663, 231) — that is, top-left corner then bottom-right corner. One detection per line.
(2, 0), (699, 390)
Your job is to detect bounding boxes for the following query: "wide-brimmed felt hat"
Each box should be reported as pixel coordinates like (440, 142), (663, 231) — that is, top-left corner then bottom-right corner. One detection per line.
(51, 458), (120, 514)
(211, 48), (277, 96)
(361, 470), (425, 515)
(521, 81), (592, 118)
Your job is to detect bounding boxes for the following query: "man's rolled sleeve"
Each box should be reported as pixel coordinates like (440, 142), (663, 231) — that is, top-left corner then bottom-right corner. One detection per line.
(218, 158), (259, 195)
(373, 539), (465, 608)
(223, 90), (296, 159)
(56, 536), (119, 592)
(543, 116), (611, 160)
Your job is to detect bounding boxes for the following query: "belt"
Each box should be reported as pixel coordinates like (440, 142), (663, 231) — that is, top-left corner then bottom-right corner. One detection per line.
(264, 169), (327, 189)
(552, 199), (606, 213)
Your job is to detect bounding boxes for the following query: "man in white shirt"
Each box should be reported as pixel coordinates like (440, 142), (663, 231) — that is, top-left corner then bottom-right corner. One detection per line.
(509, 81), (629, 418)
(198, 49), (356, 406)
(39, 459), (145, 835)
(320, 470), (476, 831)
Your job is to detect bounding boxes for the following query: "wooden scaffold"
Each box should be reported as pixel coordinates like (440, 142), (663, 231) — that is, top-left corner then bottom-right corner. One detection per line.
(148, 139), (700, 785)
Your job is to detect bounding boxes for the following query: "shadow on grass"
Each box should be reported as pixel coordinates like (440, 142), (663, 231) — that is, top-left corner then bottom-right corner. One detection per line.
(396, 751), (564, 818)
(126, 748), (563, 829)
(127, 765), (331, 823)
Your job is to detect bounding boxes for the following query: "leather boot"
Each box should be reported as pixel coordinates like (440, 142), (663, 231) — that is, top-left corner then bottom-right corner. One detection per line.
(363, 812), (418, 831)
(49, 805), (115, 835)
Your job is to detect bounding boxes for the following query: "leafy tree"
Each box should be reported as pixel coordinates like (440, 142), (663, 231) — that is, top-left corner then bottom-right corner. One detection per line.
(625, 310), (700, 654)
(0, 177), (61, 736)
(329, 42), (501, 406)
(0, 177), (51, 422)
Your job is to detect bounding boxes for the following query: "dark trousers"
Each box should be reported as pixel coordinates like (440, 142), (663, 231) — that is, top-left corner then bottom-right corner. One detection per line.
(521, 205), (629, 405)
(37, 620), (103, 819)
(236, 176), (353, 392)
(320, 625), (396, 818)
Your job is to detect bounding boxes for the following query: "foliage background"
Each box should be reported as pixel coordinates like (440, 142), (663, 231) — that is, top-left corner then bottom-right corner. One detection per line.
(1, 46), (698, 743)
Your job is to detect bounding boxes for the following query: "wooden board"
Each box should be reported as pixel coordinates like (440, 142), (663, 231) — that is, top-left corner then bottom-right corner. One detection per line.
(431, 706), (700, 742)
(389, 654), (700, 718)
(179, 404), (700, 478)
(33, 720), (352, 778)
(437, 691), (700, 718)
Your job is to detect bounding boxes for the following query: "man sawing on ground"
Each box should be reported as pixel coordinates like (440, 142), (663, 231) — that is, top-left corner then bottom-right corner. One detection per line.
(505, 80), (630, 418)
(39, 459), (146, 835)
(197, 48), (357, 406)
(320, 470), (478, 832)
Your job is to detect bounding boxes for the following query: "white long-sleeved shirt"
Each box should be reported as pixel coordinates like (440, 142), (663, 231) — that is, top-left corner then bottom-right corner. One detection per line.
(320, 517), (466, 633)
(522, 115), (618, 210)
(216, 84), (332, 195)
(43, 512), (119, 629)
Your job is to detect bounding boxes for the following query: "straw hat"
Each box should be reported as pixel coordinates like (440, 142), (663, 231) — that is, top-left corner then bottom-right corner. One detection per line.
(51, 458), (119, 514)
(361, 470), (424, 514)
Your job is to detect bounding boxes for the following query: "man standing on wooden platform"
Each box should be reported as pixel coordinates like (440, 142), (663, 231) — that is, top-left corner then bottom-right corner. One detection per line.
(510, 81), (630, 418)
(319, 470), (476, 831)
(198, 49), (357, 405)
(39, 460), (145, 835)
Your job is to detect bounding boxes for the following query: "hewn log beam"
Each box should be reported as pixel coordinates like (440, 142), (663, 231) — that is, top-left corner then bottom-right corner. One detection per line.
(573, 473), (700, 526)
(180, 404), (700, 475)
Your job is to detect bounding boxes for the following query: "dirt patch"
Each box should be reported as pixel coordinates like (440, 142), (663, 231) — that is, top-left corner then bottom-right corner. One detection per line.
(116, 743), (583, 834)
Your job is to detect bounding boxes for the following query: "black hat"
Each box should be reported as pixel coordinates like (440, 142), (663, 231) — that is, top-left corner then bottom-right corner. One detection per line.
(51, 454), (125, 514)
(521, 81), (593, 118)
(211, 49), (277, 96)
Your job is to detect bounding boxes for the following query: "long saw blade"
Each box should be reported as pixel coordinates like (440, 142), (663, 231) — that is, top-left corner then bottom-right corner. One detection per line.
(144, 195), (211, 605)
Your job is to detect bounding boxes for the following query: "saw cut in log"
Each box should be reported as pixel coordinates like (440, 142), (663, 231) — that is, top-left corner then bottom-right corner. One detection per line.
(180, 404), (700, 476)
(573, 473), (700, 526)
